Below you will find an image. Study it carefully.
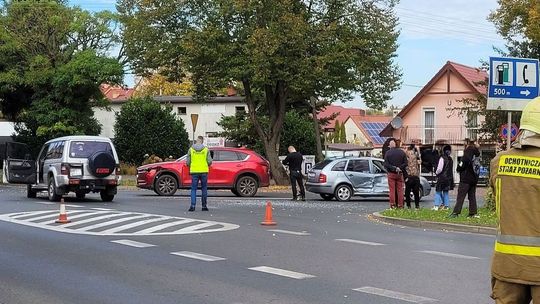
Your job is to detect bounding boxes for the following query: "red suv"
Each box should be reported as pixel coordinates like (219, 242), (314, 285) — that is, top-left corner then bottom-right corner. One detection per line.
(137, 147), (270, 197)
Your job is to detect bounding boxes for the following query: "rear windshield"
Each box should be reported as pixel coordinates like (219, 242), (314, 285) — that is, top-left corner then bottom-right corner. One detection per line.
(69, 141), (113, 158)
(313, 160), (333, 170)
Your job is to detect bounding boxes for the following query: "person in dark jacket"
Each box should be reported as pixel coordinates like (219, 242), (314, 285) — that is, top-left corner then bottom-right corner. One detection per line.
(384, 139), (408, 208)
(433, 145), (454, 210)
(449, 142), (481, 218)
(282, 146), (305, 201)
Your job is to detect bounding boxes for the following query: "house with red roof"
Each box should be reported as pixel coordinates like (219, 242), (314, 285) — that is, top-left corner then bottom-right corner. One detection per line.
(380, 61), (488, 146)
(318, 104), (365, 128)
(379, 61), (494, 181)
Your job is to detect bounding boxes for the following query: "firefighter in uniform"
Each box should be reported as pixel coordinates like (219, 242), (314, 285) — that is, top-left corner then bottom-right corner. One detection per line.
(491, 96), (540, 303)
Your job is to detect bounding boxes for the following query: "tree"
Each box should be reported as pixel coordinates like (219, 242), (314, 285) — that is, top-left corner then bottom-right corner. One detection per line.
(489, 0), (540, 59)
(339, 121), (347, 143)
(0, 1), (124, 155)
(119, 0), (401, 184)
(134, 74), (195, 97)
(218, 110), (318, 156)
(114, 97), (190, 164)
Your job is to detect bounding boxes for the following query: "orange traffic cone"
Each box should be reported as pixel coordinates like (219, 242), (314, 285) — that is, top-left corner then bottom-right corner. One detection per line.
(55, 198), (71, 224)
(261, 201), (276, 226)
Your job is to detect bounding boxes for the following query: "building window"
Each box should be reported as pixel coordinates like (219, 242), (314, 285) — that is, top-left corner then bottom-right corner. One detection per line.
(177, 107), (187, 115)
(423, 109), (435, 144)
(235, 106), (246, 115)
(466, 111), (479, 140)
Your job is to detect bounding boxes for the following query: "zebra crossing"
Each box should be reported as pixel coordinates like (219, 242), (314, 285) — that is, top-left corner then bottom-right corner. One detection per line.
(0, 210), (239, 236)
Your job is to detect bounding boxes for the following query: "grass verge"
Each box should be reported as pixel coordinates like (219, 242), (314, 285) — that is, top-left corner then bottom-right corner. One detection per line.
(380, 207), (497, 228)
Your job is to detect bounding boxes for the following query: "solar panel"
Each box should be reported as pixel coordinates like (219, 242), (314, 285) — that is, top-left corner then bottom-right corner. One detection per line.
(360, 121), (388, 146)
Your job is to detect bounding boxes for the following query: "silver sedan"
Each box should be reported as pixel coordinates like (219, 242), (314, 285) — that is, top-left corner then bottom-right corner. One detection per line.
(305, 157), (431, 202)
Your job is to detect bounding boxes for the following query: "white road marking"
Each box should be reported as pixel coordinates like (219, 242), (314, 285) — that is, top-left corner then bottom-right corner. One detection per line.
(171, 251), (226, 262)
(0, 210), (239, 236)
(59, 213), (128, 228)
(268, 229), (310, 236)
(11, 210), (57, 219)
(353, 286), (438, 303)
(65, 204), (85, 208)
(77, 214), (150, 232)
(111, 240), (156, 248)
(248, 266), (316, 280)
(97, 217), (171, 234)
(40, 211), (103, 224)
(419, 250), (480, 260)
(33, 202), (55, 205)
(335, 239), (385, 246)
(134, 219), (193, 234)
(91, 208), (115, 211)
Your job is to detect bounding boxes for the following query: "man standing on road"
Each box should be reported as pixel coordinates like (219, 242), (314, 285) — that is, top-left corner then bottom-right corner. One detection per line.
(384, 139), (408, 208)
(186, 136), (213, 212)
(449, 141), (480, 218)
(490, 97), (540, 303)
(282, 146), (305, 201)
(405, 144), (421, 209)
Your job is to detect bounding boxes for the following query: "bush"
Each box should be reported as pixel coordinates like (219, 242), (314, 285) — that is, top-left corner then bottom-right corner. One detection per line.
(114, 97), (190, 165)
(119, 163), (137, 175)
(485, 186), (496, 212)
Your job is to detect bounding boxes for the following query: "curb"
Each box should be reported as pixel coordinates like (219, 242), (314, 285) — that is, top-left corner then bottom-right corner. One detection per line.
(372, 212), (497, 235)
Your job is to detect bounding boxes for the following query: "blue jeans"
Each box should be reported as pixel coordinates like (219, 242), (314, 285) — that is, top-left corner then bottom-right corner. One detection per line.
(190, 173), (208, 207)
(434, 191), (449, 207)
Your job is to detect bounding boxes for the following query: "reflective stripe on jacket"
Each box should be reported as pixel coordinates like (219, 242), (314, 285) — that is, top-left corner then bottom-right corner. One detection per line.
(189, 147), (209, 174)
(490, 148), (540, 284)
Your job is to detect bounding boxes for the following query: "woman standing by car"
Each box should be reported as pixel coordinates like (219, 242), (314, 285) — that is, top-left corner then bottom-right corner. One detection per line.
(433, 145), (454, 210)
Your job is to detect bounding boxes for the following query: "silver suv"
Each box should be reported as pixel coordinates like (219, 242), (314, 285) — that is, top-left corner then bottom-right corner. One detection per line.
(3, 136), (120, 202)
(305, 157), (431, 201)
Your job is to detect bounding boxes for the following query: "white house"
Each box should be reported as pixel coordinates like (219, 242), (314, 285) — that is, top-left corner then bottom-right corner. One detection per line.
(93, 95), (247, 140)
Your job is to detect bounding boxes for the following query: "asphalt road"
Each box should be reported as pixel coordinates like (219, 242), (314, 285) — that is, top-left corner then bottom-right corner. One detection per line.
(0, 186), (494, 304)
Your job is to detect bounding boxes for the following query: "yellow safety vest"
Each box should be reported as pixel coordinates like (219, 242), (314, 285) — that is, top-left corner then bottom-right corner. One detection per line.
(189, 147), (209, 174)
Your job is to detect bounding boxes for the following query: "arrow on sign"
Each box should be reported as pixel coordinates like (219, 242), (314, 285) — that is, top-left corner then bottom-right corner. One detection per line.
(520, 90), (531, 96)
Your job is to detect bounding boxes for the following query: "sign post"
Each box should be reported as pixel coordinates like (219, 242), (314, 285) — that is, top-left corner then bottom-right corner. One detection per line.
(190, 114), (199, 142)
(488, 56), (540, 150)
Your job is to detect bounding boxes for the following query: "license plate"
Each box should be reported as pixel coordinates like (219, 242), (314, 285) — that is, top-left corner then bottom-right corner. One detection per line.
(70, 168), (83, 176)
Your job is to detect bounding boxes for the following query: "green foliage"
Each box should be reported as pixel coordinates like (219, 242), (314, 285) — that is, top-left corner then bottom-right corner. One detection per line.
(114, 97), (190, 165)
(334, 120), (341, 144)
(485, 186), (496, 212)
(489, 0), (540, 59)
(218, 110), (317, 156)
(339, 121), (347, 143)
(0, 0), (124, 156)
(381, 207), (497, 227)
(119, 0), (402, 184)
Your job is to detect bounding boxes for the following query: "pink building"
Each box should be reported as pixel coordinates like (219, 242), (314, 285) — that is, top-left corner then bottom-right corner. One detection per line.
(380, 61), (493, 181)
(381, 61), (488, 146)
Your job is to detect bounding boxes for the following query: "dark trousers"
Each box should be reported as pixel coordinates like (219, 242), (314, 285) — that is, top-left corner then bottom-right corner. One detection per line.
(405, 176), (420, 208)
(452, 182), (477, 215)
(290, 170), (305, 199)
(388, 172), (404, 208)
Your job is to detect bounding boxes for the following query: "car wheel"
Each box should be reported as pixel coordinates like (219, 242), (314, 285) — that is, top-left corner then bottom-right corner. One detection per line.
(76, 191), (86, 200)
(27, 185), (37, 199)
(100, 191), (114, 202)
(48, 178), (60, 202)
(334, 184), (352, 202)
(231, 188), (240, 196)
(320, 193), (334, 201)
(155, 174), (178, 196)
(235, 176), (258, 197)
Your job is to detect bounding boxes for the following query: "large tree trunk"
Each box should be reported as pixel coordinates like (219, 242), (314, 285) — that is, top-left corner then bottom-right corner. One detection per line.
(310, 97), (323, 162)
(243, 79), (290, 185)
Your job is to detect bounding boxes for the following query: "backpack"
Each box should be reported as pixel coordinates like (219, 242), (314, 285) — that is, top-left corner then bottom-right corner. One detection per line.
(472, 155), (481, 176)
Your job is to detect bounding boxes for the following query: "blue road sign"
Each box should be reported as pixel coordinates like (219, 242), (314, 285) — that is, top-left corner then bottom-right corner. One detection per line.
(487, 57), (540, 111)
